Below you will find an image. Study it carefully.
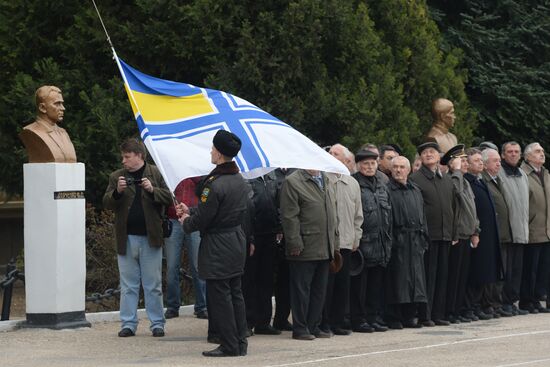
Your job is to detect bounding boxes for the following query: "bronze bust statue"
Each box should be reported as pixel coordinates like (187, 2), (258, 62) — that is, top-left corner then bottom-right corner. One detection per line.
(19, 86), (77, 163)
(425, 98), (458, 154)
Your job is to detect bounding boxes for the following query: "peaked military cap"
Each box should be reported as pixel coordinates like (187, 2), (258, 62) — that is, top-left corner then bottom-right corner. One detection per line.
(441, 144), (467, 165)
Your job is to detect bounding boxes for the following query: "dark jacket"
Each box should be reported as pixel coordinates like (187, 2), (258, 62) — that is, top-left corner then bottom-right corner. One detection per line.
(409, 165), (455, 242)
(482, 171), (512, 244)
(464, 173), (504, 286)
(386, 179), (428, 304)
(248, 171), (281, 235)
(280, 170), (339, 261)
(183, 162), (248, 280)
(352, 172), (392, 267)
(103, 163), (171, 255)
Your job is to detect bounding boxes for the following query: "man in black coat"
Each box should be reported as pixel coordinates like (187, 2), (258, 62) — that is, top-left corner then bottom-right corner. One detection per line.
(177, 130), (248, 357)
(409, 142), (455, 326)
(385, 156), (428, 329)
(463, 148), (504, 320)
(350, 149), (392, 333)
(243, 170), (283, 335)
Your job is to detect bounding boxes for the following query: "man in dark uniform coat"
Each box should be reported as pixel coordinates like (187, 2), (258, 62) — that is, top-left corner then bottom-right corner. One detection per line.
(463, 148), (504, 319)
(177, 130), (248, 357)
(385, 156), (428, 329)
(409, 142), (455, 326)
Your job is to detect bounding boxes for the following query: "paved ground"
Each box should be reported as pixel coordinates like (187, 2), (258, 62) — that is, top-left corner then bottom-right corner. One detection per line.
(1, 313), (550, 367)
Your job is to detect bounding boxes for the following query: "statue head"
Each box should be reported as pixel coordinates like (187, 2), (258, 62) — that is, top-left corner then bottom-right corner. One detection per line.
(431, 98), (455, 129)
(35, 86), (64, 125)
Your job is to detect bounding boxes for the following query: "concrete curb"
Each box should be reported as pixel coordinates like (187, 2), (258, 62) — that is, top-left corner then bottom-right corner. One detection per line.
(0, 304), (196, 332)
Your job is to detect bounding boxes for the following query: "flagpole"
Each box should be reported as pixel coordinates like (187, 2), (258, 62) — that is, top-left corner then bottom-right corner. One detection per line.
(90, 0), (179, 207)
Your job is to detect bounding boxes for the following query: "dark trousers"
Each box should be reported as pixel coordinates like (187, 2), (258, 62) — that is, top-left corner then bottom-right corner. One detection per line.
(520, 244), (544, 308)
(464, 283), (495, 313)
(206, 277), (248, 355)
(273, 243), (291, 327)
(386, 303), (420, 322)
(350, 265), (385, 325)
(321, 249), (351, 331)
(418, 240), (450, 321)
(446, 239), (471, 317)
(242, 234), (276, 328)
(535, 244), (550, 303)
(288, 260), (329, 336)
(501, 243), (524, 305)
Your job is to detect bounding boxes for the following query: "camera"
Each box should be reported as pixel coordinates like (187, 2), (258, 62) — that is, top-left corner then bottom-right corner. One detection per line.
(125, 177), (141, 186)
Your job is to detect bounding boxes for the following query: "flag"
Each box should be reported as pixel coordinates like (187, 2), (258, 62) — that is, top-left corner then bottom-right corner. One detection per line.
(114, 55), (349, 191)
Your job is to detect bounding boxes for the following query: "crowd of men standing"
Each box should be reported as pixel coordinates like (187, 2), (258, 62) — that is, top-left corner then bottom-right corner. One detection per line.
(240, 138), (550, 341)
(104, 133), (550, 357)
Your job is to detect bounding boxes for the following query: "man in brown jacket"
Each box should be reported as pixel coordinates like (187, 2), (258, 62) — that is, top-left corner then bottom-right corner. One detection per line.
(280, 169), (339, 340)
(519, 142), (550, 313)
(103, 138), (172, 337)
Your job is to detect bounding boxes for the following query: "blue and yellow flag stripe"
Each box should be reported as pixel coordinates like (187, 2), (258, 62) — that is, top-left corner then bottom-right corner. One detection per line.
(120, 59), (214, 122)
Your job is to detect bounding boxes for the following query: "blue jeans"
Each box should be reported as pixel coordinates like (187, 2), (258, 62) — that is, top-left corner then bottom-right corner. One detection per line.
(118, 235), (165, 331)
(164, 219), (207, 312)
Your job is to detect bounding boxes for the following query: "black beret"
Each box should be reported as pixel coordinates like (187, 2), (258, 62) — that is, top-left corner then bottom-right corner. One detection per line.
(355, 149), (379, 163)
(380, 144), (402, 156)
(441, 144), (467, 165)
(213, 130), (242, 157)
(417, 142), (441, 155)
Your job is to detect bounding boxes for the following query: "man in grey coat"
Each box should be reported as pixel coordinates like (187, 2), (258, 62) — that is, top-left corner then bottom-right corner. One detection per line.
(280, 169), (339, 340)
(519, 142), (550, 313)
(497, 142), (529, 315)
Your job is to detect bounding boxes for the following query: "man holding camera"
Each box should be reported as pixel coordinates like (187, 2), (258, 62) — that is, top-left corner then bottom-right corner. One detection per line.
(103, 138), (171, 338)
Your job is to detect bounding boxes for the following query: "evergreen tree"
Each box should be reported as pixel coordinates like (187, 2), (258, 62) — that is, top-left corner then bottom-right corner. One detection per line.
(0, 0), (471, 206)
(429, 0), (550, 149)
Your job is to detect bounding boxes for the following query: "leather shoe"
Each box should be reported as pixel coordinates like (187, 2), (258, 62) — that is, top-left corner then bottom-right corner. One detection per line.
(245, 328), (254, 337)
(495, 308), (513, 317)
(387, 321), (403, 330)
(475, 310), (493, 320)
(152, 328), (165, 337)
(273, 321), (293, 331)
(314, 330), (333, 338)
(118, 328), (135, 337)
(403, 319), (422, 328)
(370, 322), (388, 332)
(458, 315), (471, 323)
(255, 325), (281, 335)
(447, 315), (460, 324)
(534, 303), (550, 313)
(202, 346), (238, 357)
(420, 320), (435, 327)
(195, 310), (208, 319)
(434, 319), (450, 326)
(164, 308), (179, 319)
(513, 305), (528, 316)
(292, 333), (315, 340)
(332, 327), (352, 335)
(352, 322), (374, 333)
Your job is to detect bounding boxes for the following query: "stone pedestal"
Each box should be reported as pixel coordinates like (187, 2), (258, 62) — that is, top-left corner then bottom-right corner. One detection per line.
(23, 163), (90, 329)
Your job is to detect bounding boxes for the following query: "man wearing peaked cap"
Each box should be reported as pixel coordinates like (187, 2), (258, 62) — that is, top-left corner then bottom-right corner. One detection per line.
(441, 144), (467, 166)
(417, 141), (441, 155)
(409, 140), (455, 327)
(177, 128), (249, 357)
(355, 149), (379, 162)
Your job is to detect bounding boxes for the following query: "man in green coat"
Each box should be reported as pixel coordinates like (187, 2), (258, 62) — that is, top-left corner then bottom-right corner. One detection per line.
(280, 169), (338, 340)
